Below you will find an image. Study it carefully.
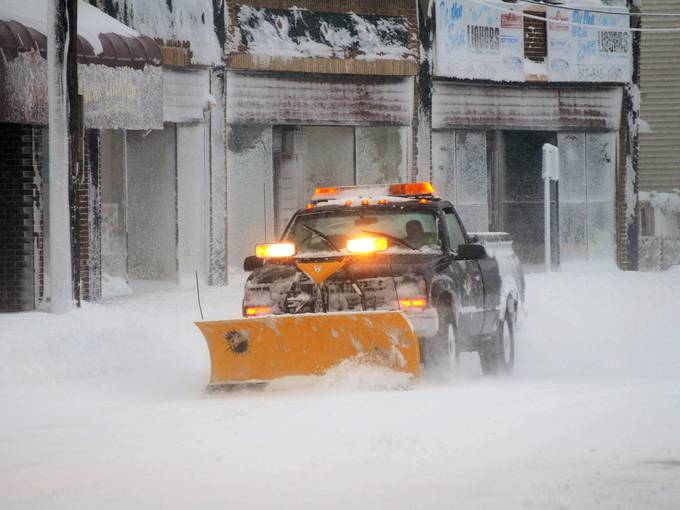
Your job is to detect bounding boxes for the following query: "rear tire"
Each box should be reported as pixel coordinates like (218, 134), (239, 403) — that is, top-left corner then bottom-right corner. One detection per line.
(479, 308), (515, 376)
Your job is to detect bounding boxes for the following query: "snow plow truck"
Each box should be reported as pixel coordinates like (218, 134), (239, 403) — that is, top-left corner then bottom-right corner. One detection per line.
(196, 182), (525, 387)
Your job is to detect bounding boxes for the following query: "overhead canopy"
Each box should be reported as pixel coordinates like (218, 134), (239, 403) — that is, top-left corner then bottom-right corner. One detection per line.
(0, 2), (163, 129)
(0, 2), (161, 69)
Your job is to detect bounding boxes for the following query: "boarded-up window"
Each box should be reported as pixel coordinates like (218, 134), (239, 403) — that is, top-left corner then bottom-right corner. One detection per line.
(524, 12), (546, 62)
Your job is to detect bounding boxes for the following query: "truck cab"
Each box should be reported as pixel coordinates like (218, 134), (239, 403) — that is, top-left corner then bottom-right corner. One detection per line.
(242, 182), (524, 375)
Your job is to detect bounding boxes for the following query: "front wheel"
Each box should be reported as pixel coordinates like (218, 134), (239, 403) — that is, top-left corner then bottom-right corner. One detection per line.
(479, 309), (515, 376)
(423, 303), (458, 376)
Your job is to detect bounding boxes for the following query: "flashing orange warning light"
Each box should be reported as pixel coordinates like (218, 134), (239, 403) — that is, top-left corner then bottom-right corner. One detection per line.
(314, 187), (337, 196)
(244, 306), (271, 317)
(377, 198), (387, 205)
(255, 242), (296, 258)
(399, 297), (428, 310)
(344, 200), (352, 207)
(305, 203), (314, 210)
(361, 199), (370, 206)
(419, 198), (429, 204)
(389, 182), (434, 197)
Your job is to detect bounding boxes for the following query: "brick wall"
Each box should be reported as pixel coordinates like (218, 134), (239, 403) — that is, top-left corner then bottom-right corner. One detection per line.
(79, 130), (102, 301)
(0, 123), (42, 312)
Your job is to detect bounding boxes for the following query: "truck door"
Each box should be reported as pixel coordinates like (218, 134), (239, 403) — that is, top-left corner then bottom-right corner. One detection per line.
(443, 208), (485, 337)
(477, 256), (502, 335)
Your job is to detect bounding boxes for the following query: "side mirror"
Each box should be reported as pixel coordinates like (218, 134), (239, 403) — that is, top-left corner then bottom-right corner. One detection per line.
(457, 243), (487, 260)
(243, 255), (264, 272)
(468, 234), (479, 244)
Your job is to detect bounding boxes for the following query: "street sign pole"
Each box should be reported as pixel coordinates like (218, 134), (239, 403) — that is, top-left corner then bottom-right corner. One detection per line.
(542, 144), (559, 273)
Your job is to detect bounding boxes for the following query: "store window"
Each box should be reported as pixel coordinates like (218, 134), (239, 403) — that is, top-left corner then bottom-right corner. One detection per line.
(273, 125), (408, 235)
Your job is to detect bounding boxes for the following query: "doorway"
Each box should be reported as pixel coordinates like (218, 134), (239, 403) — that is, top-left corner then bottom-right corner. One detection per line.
(499, 131), (559, 266)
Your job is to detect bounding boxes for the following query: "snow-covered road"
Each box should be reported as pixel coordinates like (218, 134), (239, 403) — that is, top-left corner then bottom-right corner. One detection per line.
(1, 266), (680, 509)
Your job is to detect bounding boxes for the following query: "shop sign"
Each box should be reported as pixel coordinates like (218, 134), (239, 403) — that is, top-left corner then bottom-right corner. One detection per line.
(434, 0), (524, 81)
(547, 7), (631, 82)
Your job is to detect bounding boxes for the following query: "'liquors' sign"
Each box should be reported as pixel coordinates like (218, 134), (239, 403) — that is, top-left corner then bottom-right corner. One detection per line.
(434, 0), (524, 81)
(547, 6), (631, 82)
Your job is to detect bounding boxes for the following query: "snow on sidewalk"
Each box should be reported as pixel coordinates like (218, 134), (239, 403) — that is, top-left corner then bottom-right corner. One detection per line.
(1, 267), (679, 509)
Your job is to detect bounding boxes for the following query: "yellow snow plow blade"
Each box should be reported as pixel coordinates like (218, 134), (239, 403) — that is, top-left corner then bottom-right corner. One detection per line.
(195, 311), (420, 387)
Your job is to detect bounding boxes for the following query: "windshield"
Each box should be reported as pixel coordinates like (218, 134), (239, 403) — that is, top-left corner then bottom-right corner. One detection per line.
(284, 208), (442, 255)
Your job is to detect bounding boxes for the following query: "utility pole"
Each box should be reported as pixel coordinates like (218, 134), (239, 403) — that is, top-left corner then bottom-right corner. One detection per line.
(47, 0), (80, 312)
(67, 0), (82, 305)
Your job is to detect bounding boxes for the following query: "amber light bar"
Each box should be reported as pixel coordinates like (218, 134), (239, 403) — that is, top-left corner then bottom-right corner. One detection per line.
(310, 182), (435, 203)
(389, 182), (434, 197)
(244, 306), (271, 317)
(255, 242), (296, 258)
(346, 237), (388, 254)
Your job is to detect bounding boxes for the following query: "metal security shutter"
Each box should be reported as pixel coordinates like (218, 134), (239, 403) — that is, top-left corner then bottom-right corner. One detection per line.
(432, 82), (622, 131)
(639, 0), (680, 192)
(227, 71), (413, 126)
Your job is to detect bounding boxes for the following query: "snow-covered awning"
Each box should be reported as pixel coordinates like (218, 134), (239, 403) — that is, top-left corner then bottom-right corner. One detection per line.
(0, 0), (161, 68)
(0, 1), (163, 129)
(228, 1), (418, 76)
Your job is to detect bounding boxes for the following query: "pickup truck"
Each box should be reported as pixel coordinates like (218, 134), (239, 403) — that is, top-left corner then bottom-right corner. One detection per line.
(242, 182), (525, 375)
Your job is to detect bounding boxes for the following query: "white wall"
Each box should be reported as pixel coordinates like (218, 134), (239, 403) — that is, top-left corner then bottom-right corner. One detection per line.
(126, 127), (177, 281)
(177, 123), (208, 285)
(227, 125), (273, 270)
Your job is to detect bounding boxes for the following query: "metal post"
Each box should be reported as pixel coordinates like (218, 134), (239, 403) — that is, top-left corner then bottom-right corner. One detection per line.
(544, 175), (551, 273)
(542, 143), (559, 273)
(47, 0), (73, 312)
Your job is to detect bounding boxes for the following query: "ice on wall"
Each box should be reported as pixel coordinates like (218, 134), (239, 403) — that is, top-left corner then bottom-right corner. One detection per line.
(209, 72), (227, 285)
(235, 5), (415, 62)
(108, 0), (223, 65)
(0, 51), (48, 125)
(432, 130), (488, 231)
(79, 63), (163, 130)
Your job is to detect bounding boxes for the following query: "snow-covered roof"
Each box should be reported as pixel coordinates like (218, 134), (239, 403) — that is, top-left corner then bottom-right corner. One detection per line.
(1, 0), (140, 55)
(235, 5), (415, 62)
(104, 0), (223, 66)
(228, 3), (418, 75)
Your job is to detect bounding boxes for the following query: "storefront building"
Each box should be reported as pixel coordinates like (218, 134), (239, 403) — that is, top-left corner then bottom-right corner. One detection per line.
(224, 0), (420, 267)
(92, 0), (228, 288)
(420, 0), (639, 269)
(0, 4), (163, 311)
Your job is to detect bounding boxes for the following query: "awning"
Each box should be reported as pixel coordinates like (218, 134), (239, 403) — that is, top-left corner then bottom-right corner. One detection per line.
(0, 3), (163, 129)
(0, 19), (160, 69)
